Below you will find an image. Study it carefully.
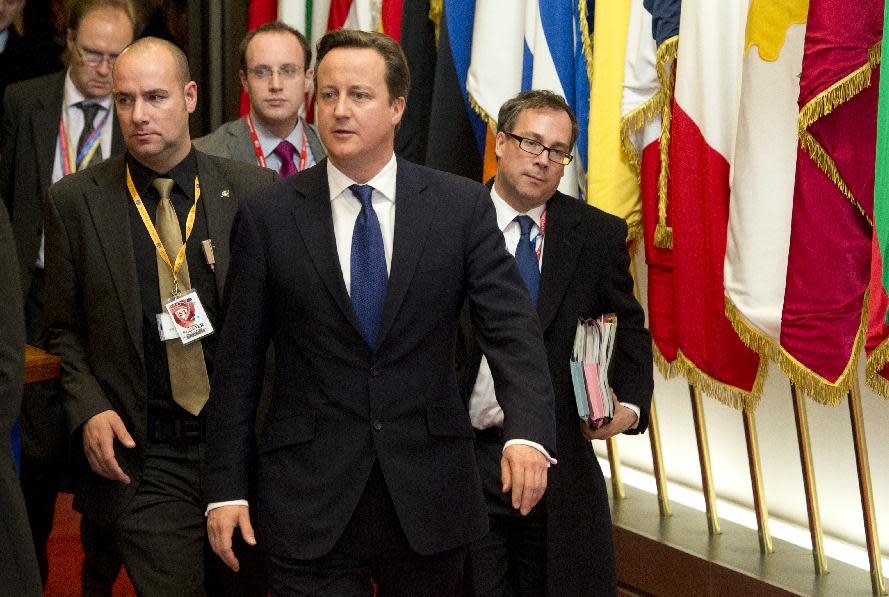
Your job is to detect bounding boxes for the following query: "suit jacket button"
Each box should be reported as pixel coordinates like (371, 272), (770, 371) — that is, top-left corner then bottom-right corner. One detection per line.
(370, 366), (380, 377)
(372, 420), (383, 432)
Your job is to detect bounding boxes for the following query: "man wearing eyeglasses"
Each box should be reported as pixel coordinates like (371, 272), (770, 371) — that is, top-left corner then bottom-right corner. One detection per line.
(195, 21), (325, 177)
(457, 90), (653, 597)
(0, 0), (135, 587)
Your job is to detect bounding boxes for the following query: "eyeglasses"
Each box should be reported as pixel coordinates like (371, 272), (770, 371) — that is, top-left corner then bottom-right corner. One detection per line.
(73, 43), (119, 68)
(247, 64), (303, 80)
(505, 132), (573, 166)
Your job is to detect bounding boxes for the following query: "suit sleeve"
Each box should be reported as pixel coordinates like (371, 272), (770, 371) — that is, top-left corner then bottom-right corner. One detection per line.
(0, 202), (24, 435)
(42, 189), (116, 434)
(202, 197), (271, 503)
(462, 185), (556, 455)
(603, 219), (653, 433)
(0, 91), (17, 211)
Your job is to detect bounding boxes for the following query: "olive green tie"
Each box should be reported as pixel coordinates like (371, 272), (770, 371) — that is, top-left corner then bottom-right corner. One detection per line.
(153, 177), (210, 415)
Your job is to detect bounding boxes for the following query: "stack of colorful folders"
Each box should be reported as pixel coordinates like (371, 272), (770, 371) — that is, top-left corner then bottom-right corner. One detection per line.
(570, 314), (618, 430)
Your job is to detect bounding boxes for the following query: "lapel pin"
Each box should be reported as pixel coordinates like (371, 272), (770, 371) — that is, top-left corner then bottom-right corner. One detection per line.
(221, 189), (230, 198)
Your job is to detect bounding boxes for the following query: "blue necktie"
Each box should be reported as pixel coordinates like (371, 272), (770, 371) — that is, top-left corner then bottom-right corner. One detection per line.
(349, 184), (387, 349)
(513, 215), (539, 308)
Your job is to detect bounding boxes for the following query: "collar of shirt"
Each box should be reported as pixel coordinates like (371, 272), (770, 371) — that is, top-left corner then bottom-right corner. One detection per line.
(64, 69), (113, 112)
(327, 153), (397, 204)
(0, 29), (8, 54)
(126, 147), (199, 202)
(251, 112), (306, 160)
(489, 185), (546, 234)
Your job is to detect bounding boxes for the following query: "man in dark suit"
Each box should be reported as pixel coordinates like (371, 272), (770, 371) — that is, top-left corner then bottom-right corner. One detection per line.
(194, 21), (325, 175)
(0, 0), (135, 583)
(43, 37), (275, 595)
(204, 29), (556, 596)
(0, 0), (64, 123)
(459, 90), (653, 597)
(0, 201), (42, 597)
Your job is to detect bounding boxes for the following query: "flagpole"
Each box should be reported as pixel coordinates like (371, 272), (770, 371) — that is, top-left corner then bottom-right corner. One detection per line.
(847, 372), (887, 596)
(742, 408), (772, 554)
(790, 382), (827, 575)
(689, 384), (720, 535)
(648, 398), (671, 517)
(628, 253), (670, 515)
(606, 437), (625, 499)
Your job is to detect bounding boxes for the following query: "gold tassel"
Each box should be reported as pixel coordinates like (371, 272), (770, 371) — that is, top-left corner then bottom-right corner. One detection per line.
(724, 293), (869, 406)
(428, 0), (443, 47)
(466, 91), (496, 130)
(653, 343), (679, 380)
(653, 37), (678, 250)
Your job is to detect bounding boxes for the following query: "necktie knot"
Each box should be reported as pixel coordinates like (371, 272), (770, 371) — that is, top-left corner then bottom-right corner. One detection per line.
(274, 140), (297, 178)
(78, 102), (102, 128)
(515, 215), (535, 238)
(152, 177), (175, 201)
(349, 184), (375, 211)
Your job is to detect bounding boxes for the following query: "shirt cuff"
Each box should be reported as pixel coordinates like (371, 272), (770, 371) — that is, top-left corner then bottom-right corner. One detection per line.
(624, 403), (641, 430)
(205, 500), (249, 517)
(503, 439), (557, 466)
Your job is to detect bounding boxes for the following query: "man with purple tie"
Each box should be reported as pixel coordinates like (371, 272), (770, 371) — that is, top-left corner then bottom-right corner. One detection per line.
(194, 21), (325, 176)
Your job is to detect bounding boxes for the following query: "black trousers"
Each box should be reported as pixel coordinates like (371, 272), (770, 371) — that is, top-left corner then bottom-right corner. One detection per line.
(463, 428), (547, 597)
(81, 442), (267, 597)
(268, 462), (467, 597)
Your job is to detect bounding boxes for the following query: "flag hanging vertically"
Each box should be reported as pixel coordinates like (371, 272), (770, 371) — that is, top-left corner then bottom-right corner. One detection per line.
(426, 0), (486, 181)
(668, 0), (766, 409)
(871, 0), (889, 396)
(772, 0), (882, 403)
(621, 0), (681, 377)
(586, 0), (636, 219)
(723, 1), (808, 409)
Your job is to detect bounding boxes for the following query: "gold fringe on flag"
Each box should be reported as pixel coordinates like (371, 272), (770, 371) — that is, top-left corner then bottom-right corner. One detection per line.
(672, 348), (767, 411)
(725, 293), (869, 406)
(578, 0), (595, 84)
(619, 89), (667, 178)
(798, 129), (873, 226)
(654, 37), (678, 250)
(653, 342), (679, 380)
(865, 335), (889, 399)
(429, 0), (443, 46)
(797, 42), (881, 228)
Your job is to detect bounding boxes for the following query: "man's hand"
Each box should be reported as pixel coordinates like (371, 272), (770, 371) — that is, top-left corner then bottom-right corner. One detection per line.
(208, 505), (256, 572)
(82, 410), (135, 484)
(500, 444), (549, 516)
(581, 397), (637, 441)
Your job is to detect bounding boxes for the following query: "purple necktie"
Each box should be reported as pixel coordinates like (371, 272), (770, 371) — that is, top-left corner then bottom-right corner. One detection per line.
(273, 140), (297, 178)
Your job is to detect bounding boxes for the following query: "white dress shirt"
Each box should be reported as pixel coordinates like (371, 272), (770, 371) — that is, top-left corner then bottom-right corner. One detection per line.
(468, 187), (639, 432)
(37, 71), (114, 269)
(251, 114), (316, 173)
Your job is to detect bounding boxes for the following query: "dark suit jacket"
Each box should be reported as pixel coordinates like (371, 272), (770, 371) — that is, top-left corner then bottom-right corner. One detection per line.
(42, 150), (276, 524)
(203, 157), (557, 560)
(0, 27), (63, 124)
(0, 70), (125, 297)
(193, 115), (326, 170)
(0, 202), (42, 596)
(457, 189), (653, 597)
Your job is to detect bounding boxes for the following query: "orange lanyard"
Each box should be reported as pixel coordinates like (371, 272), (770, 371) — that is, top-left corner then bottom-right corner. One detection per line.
(125, 165), (201, 296)
(58, 103), (109, 175)
(246, 113), (308, 171)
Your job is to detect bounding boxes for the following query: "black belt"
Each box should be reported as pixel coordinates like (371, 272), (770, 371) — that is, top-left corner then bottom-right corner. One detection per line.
(147, 415), (205, 444)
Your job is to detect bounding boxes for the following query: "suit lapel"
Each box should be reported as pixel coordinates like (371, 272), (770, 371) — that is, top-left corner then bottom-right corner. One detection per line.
(537, 193), (581, 333)
(85, 158), (143, 360)
(194, 151), (237, 297)
(32, 73), (66, 194)
(291, 163), (364, 335)
(233, 117), (262, 165)
(375, 159), (433, 349)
